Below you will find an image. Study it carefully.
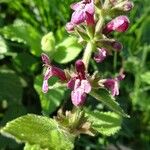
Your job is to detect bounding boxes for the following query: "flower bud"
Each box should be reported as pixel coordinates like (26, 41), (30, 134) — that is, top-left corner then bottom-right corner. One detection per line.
(123, 1), (134, 11)
(103, 16), (130, 34)
(41, 32), (55, 54)
(65, 22), (75, 32)
(112, 41), (123, 51)
(113, 1), (134, 12)
(75, 60), (85, 75)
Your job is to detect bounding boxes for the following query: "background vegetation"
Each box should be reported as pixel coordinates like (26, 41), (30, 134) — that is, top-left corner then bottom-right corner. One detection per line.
(0, 0), (149, 149)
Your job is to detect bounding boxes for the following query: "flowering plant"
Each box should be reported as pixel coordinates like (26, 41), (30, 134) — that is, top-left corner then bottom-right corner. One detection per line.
(0, 0), (134, 149)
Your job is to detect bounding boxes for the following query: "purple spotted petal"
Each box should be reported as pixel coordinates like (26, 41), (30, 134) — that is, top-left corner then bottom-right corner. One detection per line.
(80, 80), (91, 93)
(71, 88), (87, 106)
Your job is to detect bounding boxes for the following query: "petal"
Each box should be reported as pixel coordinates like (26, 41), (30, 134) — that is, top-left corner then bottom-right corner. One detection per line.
(74, 79), (81, 90)
(84, 2), (94, 15)
(71, 10), (86, 24)
(104, 79), (119, 96)
(81, 80), (91, 93)
(94, 48), (107, 63)
(70, 2), (84, 10)
(42, 80), (49, 93)
(117, 73), (125, 81)
(41, 53), (50, 65)
(71, 88), (87, 106)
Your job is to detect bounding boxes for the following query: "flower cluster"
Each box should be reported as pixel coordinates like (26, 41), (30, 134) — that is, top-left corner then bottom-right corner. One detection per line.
(41, 0), (133, 107)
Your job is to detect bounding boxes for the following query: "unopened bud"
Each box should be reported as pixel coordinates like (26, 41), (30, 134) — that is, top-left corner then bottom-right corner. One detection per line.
(41, 32), (55, 54)
(113, 0), (134, 12)
(65, 22), (75, 32)
(112, 41), (123, 51)
(103, 16), (130, 34)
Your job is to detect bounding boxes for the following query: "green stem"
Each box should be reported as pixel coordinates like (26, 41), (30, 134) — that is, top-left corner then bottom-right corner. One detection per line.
(95, 10), (104, 34)
(113, 51), (117, 72)
(82, 42), (94, 70)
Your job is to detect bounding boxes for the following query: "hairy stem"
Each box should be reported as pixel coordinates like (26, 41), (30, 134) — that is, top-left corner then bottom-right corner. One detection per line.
(82, 42), (94, 70)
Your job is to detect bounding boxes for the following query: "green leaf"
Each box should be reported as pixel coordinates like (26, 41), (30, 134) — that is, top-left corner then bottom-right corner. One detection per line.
(34, 75), (66, 115)
(0, 36), (8, 55)
(90, 89), (129, 117)
(140, 72), (150, 85)
(86, 110), (122, 136)
(24, 143), (45, 150)
(0, 20), (41, 56)
(0, 70), (23, 103)
(53, 37), (82, 64)
(13, 52), (38, 73)
(1, 114), (74, 150)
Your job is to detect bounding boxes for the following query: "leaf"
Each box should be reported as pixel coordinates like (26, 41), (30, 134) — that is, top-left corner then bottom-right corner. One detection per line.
(0, 20), (41, 56)
(13, 52), (38, 73)
(0, 114), (74, 150)
(140, 72), (150, 85)
(85, 110), (122, 136)
(24, 143), (45, 150)
(0, 36), (8, 55)
(34, 75), (66, 115)
(90, 89), (129, 117)
(53, 37), (82, 64)
(0, 70), (23, 103)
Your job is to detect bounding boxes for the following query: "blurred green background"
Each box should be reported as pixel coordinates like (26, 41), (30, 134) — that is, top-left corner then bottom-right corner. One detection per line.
(0, 0), (150, 149)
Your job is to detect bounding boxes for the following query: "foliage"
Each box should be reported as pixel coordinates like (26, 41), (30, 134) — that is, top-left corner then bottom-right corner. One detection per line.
(0, 0), (150, 149)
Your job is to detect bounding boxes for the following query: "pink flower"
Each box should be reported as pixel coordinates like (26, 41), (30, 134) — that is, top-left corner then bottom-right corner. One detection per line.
(41, 53), (67, 93)
(94, 48), (107, 63)
(70, 0), (95, 25)
(103, 16), (130, 34)
(103, 74), (125, 96)
(67, 60), (91, 106)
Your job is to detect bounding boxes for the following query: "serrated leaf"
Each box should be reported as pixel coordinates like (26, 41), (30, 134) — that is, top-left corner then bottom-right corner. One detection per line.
(0, 20), (41, 56)
(140, 72), (150, 85)
(53, 37), (82, 64)
(34, 75), (66, 115)
(90, 89), (128, 117)
(86, 110), (122, 136)
(1, 114), (74, 150)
